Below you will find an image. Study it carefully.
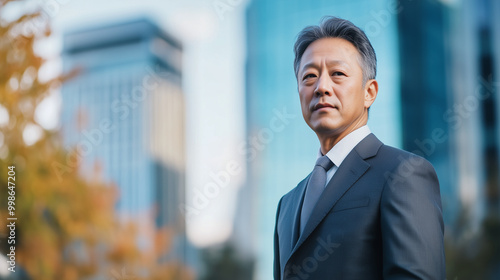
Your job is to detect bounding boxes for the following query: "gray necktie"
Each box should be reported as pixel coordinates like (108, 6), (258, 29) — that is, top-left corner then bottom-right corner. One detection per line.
(300, 155), (334, 234)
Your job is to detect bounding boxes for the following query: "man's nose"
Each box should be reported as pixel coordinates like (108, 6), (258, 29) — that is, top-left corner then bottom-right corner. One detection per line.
(314, 73), (333, 97)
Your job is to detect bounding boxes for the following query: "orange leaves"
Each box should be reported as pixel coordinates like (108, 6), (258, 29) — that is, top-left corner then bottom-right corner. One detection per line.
(107, 222), (140, 263)
(0, 2), (192, 279)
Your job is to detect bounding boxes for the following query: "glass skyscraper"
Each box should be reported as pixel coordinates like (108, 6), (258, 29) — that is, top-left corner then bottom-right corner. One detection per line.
(398, 0), (500, 229)
(444, 0), (500, 229)
(60, 18), (188, 263)
(397, 0), (458, 225)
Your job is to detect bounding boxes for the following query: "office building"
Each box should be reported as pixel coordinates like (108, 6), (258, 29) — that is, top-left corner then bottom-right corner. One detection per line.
(60, 18), (189, 264)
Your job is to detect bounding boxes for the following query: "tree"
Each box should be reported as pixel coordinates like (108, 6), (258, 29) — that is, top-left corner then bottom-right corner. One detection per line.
(445, 209), (500, 280)
(0, 1), (193, 279)
(200, 242), (254, 280)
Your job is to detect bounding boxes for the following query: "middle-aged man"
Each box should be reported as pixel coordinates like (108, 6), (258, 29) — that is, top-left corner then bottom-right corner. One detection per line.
(273, 17), (445, 279)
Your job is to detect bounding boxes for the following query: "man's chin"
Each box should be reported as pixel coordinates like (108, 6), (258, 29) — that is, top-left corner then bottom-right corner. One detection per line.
(310, 122), (342, 135)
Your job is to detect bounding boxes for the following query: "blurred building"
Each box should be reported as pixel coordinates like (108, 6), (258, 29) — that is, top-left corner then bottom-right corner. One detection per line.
(444, 0), (500, 228)
(398, 0), (500, 229)
(397, 0), (459, 225)
(239, 1), (403, 279)
(60, 18), (193, 267)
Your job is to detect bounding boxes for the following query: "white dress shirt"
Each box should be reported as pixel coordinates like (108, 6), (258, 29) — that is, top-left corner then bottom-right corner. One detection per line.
(317, 125), (371, 187)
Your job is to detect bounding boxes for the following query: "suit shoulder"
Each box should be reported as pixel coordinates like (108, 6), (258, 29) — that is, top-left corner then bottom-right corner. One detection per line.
(378, 144), (438, 179)
(279, 176), (308, 204)
(378, 144), (434, 165)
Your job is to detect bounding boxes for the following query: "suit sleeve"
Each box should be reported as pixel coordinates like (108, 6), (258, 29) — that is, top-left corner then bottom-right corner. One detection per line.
(381, 155), (445, 279)
(274, 197), (283, 280)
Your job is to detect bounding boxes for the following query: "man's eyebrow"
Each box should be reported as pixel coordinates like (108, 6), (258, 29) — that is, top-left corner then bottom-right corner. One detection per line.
(301, 62), (320, 72)
(300, 60), (349, 73)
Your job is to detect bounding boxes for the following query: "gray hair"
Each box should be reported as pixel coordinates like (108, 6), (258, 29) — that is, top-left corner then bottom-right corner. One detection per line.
(293, 16), (377, 84)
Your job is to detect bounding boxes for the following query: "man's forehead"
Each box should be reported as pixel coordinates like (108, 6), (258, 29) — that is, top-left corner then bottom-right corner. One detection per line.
(299, 38), (361, 71)
(303, 38), (358, 57)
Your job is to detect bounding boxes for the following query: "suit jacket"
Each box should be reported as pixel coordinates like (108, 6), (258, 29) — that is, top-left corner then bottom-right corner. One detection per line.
(274, 134), (445, 280)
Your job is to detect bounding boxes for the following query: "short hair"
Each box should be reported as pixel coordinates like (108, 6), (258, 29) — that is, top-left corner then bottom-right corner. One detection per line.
(293, 16), (377, 84)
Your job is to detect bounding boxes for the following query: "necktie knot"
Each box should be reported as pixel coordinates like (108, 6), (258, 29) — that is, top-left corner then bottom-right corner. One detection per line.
(315, 155), (334, 171)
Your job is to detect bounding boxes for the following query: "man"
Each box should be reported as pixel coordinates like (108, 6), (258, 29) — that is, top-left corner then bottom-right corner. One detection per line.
(273, 17), (445, 279)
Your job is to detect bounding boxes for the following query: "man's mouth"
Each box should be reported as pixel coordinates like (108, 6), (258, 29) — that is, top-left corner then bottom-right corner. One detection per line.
(313, 103), (336, 111)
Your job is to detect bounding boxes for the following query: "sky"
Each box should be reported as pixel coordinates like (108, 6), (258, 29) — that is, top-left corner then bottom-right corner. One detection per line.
(6, 0), (250, 247)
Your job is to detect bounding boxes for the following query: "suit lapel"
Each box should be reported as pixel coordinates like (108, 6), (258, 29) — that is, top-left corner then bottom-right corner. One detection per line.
(289, 152), (369, 256)
(278, 175), (309, 265)
(291, 175), (309, 248)
(285, 134), (382, 266)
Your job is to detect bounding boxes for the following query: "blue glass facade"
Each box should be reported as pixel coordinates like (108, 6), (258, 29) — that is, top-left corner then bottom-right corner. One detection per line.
(60, 18), (189, 262)
(396, 0), (459, 225)
(396, 0), (500, 228)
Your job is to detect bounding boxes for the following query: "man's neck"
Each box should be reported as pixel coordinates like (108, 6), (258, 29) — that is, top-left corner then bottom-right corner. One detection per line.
(318, 121), (368, 155)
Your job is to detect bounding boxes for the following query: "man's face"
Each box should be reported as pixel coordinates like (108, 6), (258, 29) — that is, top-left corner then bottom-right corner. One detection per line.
(297, 37), (376, 139)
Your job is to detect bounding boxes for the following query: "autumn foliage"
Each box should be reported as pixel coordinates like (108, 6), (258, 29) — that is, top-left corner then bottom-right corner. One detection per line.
(0, 1), (192, 279)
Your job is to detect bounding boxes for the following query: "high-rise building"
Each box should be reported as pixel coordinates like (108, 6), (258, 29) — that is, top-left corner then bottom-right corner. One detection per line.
(398, 0), (500, 229)
(60, 18), (189, 263)
(396, 0), (459, 225)
(241, 1), (403, 279)
(444, 0), (500, 228)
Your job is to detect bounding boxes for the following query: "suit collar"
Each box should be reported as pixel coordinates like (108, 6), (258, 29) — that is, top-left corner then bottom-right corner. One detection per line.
(323, 125), (372, 167)
(353, 133), (382, 159)
(285, 133), (383, 267)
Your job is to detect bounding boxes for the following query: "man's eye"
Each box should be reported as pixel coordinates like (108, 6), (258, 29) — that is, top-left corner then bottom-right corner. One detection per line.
(303, 74), (316, 80)
(332, 72), (345, 76)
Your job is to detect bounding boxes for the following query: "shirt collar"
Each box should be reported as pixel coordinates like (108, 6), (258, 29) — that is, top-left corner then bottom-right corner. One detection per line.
(317, 125), (371, 167)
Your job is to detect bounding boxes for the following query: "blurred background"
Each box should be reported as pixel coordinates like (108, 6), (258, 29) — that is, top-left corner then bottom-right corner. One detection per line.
(0, 0), (499, 279)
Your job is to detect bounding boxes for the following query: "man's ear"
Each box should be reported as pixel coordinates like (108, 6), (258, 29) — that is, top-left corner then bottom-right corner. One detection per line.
(364, 79), (378, 109)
